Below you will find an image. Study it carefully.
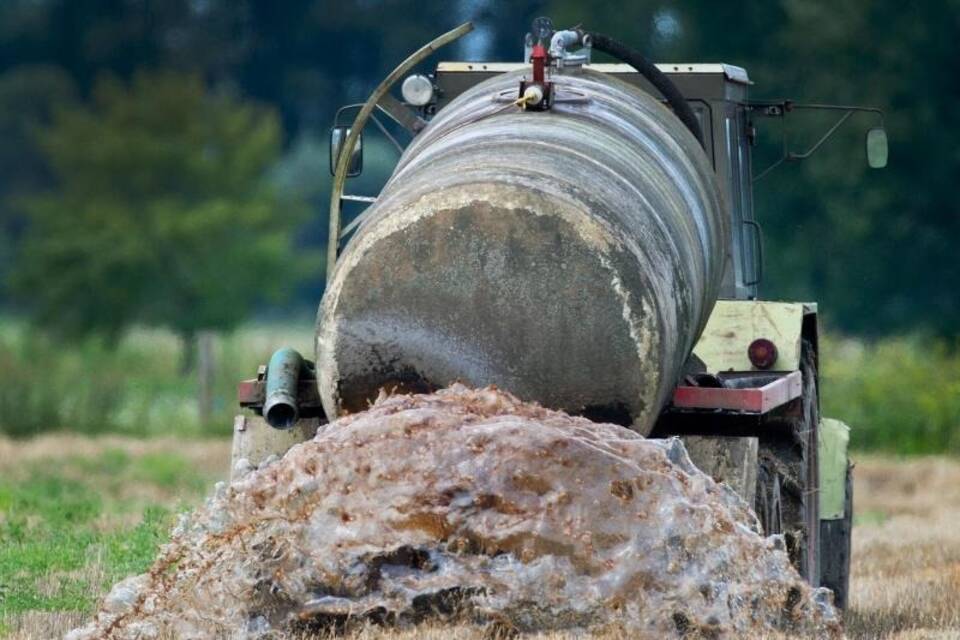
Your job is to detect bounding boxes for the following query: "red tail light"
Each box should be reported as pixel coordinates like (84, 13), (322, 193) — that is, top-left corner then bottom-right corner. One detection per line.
(748, 338), (778, 370)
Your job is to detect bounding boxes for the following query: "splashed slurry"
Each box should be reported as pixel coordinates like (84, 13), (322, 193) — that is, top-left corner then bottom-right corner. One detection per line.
(67, 385), (840, 639)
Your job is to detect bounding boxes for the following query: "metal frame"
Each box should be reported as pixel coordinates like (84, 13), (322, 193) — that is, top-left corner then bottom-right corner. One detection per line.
(435, 61), (751, 83)
(750, 101), (886, 182)
(332, 103), (406, 154)
(672, 370), (802, 413)
(326, 21), (473, 282)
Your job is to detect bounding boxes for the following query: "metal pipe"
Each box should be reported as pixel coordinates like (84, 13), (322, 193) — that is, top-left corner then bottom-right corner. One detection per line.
(264, 347), (304, 429)
(318, 68), (727, 435)
(548, 29), (581, 58)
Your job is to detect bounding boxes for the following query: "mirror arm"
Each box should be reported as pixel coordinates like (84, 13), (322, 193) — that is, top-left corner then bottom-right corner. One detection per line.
(752, 107), (789, 182)
(368, 113), (405, 154)
(333, 104), (410, 153)
(787, 109), (855, 160)
(327, 21), (474, 283)
(753, 155), (786, 183)
(748, 100), (884, 121)
(789, 103), (884, 120)
(750, 101), (885, 182)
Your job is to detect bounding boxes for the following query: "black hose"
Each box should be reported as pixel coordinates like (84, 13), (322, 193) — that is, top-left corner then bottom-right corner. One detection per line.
(586, 31), (705, 149)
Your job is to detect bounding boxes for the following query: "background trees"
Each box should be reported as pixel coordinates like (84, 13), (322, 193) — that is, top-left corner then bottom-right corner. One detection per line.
(0, 1), (953, 446)
(0, 0), (954, 340)
(10, 71), (314, 367)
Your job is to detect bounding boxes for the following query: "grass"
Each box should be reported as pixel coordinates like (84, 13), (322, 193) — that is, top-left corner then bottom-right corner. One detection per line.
(0, 320), (956, 635)
(0, 436), (228, 638)
(1, 437), (958, 639)
(846, 455), (960, 637)
(0, 319), (314, 438)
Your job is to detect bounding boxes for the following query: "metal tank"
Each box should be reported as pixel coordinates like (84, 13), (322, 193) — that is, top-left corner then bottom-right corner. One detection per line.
(317, 68), (728, 435)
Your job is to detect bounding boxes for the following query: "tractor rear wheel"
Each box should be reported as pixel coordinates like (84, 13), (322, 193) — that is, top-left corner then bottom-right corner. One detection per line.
(755, 341), (820, 585)
(819, 463), (853, 609)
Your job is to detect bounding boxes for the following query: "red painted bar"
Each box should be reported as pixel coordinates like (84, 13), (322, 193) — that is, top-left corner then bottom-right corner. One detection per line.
(672, 370), (802, 413)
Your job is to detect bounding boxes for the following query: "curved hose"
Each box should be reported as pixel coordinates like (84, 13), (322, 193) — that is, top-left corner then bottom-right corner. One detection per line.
(587, 31), (705, 149)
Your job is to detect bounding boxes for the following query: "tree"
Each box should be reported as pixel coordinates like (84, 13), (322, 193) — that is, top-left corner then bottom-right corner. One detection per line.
(0, 65), (76, 300)
(755, 0), (960, 338)
(0, 0), (955, 338)
(545, 0), (959, 337)
(10, 70), (315, 367)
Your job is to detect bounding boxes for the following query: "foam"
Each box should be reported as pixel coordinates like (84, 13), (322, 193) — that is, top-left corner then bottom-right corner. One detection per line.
(68, 385), (840, 639)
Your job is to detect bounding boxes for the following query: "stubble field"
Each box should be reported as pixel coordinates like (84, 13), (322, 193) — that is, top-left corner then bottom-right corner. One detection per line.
(0, 436), (957, 639)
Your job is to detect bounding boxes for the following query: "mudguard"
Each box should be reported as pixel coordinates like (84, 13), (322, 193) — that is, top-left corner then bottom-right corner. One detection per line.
(819, 418), (851, 520)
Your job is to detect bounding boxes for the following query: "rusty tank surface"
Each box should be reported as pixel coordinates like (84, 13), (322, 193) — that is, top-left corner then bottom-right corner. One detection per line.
(317, 67), (727, 435)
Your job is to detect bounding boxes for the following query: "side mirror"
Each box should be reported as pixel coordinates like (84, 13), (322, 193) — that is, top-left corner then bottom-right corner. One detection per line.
(329, 126), (363, 177)
(866, 127), (888, 169)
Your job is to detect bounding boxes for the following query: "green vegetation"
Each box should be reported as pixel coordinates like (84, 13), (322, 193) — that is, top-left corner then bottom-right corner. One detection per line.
(0, 440), (222, 632)
(0, 320), (313, 438)
(9, 71), (318, 367)
(822, 336), (960, 454)
(0, 319), (956, 454)
(0, 1), (955, 341)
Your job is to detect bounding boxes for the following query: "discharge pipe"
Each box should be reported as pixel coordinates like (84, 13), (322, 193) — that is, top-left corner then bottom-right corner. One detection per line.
(263, 347), (305, 429)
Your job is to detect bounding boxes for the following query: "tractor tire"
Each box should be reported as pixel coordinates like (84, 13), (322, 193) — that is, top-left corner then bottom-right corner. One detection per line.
(755, 340), (820, 585)
(819, 463), (853, 609)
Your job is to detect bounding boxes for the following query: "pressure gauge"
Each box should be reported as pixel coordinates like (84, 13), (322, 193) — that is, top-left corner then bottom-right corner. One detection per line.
(401, 74), (434, 107)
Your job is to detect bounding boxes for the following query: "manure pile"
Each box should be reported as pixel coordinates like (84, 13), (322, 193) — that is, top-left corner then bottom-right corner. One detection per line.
(68, 385), (840, 639)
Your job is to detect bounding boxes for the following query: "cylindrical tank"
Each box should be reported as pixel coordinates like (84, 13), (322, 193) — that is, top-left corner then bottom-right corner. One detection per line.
(317, 68), (727, 435)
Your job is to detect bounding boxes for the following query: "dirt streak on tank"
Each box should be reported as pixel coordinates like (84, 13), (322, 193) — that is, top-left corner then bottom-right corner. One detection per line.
(317, 68), (727, 434)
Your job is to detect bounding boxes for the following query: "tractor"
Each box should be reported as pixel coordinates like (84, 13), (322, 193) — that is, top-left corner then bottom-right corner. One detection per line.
(232, 18), (888, 610)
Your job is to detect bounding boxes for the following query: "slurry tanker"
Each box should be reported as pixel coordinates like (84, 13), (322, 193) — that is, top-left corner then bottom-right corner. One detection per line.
(232, 18), (889, 609)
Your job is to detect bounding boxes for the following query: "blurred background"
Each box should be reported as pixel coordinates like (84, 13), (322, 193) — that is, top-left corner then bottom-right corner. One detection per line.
(0, 0), (955, 453)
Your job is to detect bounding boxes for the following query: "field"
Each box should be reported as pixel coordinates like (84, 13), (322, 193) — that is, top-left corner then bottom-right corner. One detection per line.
(0, 323), (958, 638)
(0, 435), (957, 639)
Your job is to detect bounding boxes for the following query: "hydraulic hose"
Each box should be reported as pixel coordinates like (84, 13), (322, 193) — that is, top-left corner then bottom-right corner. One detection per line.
(586, 31), (705, 149)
